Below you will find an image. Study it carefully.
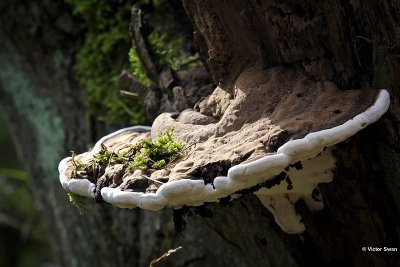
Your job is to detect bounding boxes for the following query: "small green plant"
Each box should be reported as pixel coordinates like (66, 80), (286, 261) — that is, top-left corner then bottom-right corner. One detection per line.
(129, 128), (184, 171)
(92, 144), (124, 166)
(70, 151), (86, 178)
(70, 128), (183, 178)
(67, 128), (183, 207)
(67, 192), (86, 214)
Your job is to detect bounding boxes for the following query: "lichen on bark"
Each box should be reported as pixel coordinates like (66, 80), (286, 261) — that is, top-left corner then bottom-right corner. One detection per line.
(0, 52), (65, 185)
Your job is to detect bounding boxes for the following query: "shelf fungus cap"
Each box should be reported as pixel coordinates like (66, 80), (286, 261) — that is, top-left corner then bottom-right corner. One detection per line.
(59, 66), (390, 234)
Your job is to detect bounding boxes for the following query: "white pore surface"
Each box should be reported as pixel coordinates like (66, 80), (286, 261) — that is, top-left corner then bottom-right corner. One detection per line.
(255, 149), (335, 234)
(58, 90), (390, 233)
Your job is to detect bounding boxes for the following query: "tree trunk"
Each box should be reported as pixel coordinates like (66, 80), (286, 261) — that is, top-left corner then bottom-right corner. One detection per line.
(1, 0), (399, 267)
(181, 0), (400, 266)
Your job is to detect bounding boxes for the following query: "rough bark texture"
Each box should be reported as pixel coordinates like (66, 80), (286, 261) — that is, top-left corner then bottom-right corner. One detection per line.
(1, 0), (400, 267)
(181, 0), (400, 266)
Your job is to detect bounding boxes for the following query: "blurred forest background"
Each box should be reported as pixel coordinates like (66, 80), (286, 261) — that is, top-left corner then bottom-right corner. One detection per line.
(0, 112), (54, 266)
(0, 0), (171, 266)
(0, 0), (203, 266)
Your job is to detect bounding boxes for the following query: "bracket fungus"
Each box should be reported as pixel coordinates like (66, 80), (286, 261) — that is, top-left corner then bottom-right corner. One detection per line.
(59, 66), (390, 234)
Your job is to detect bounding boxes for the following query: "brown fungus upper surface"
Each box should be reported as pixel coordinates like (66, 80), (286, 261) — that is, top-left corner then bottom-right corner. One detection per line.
(152, 65), (377, 183)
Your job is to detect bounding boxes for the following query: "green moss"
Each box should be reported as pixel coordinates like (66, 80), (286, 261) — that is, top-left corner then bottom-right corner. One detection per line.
(127, 1), (203, 82)
(66, 0), (148, 124)
(67, 129), (183, 208)
(67, 0), (203, 124)
(70, 128), (183, 181)
(70, 152), (86, 178)
(67, 192), (86, 214)
(128, 31), (203, 82)
(128, 48), (153, 86)
(129, 128), (184, 171)
(89, 143), (130, 168)
(147, 32), (202, 71)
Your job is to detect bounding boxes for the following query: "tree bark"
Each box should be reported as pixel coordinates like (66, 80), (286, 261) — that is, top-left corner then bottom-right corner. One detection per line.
(180, 0), (400, 266)
(1, 0), (400, 267)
